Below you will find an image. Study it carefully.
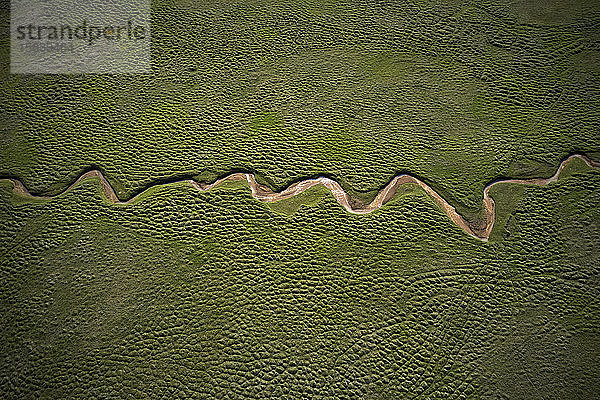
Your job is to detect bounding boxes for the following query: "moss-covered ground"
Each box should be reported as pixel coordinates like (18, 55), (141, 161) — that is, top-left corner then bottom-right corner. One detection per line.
(2, 0), (600, 398)
(1, 166), (599, 398)
(2, 0), (600, 218)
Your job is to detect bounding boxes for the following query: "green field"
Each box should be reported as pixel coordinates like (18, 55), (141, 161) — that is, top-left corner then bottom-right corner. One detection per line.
(1, 0), (600, 398)
(3, 1), (600, 216)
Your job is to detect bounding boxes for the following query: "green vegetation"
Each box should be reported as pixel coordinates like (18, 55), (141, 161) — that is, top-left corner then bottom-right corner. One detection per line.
(1, 1), (600, 217)
(266, 184), (331, 216)
(1, 0), (600, 398)
(1, 169), (599, 398)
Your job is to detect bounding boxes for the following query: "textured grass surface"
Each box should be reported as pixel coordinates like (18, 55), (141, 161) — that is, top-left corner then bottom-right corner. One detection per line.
(2, 0), (600, 398)
(2, 1), (600, 217)
(0, 168), (599, 398)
